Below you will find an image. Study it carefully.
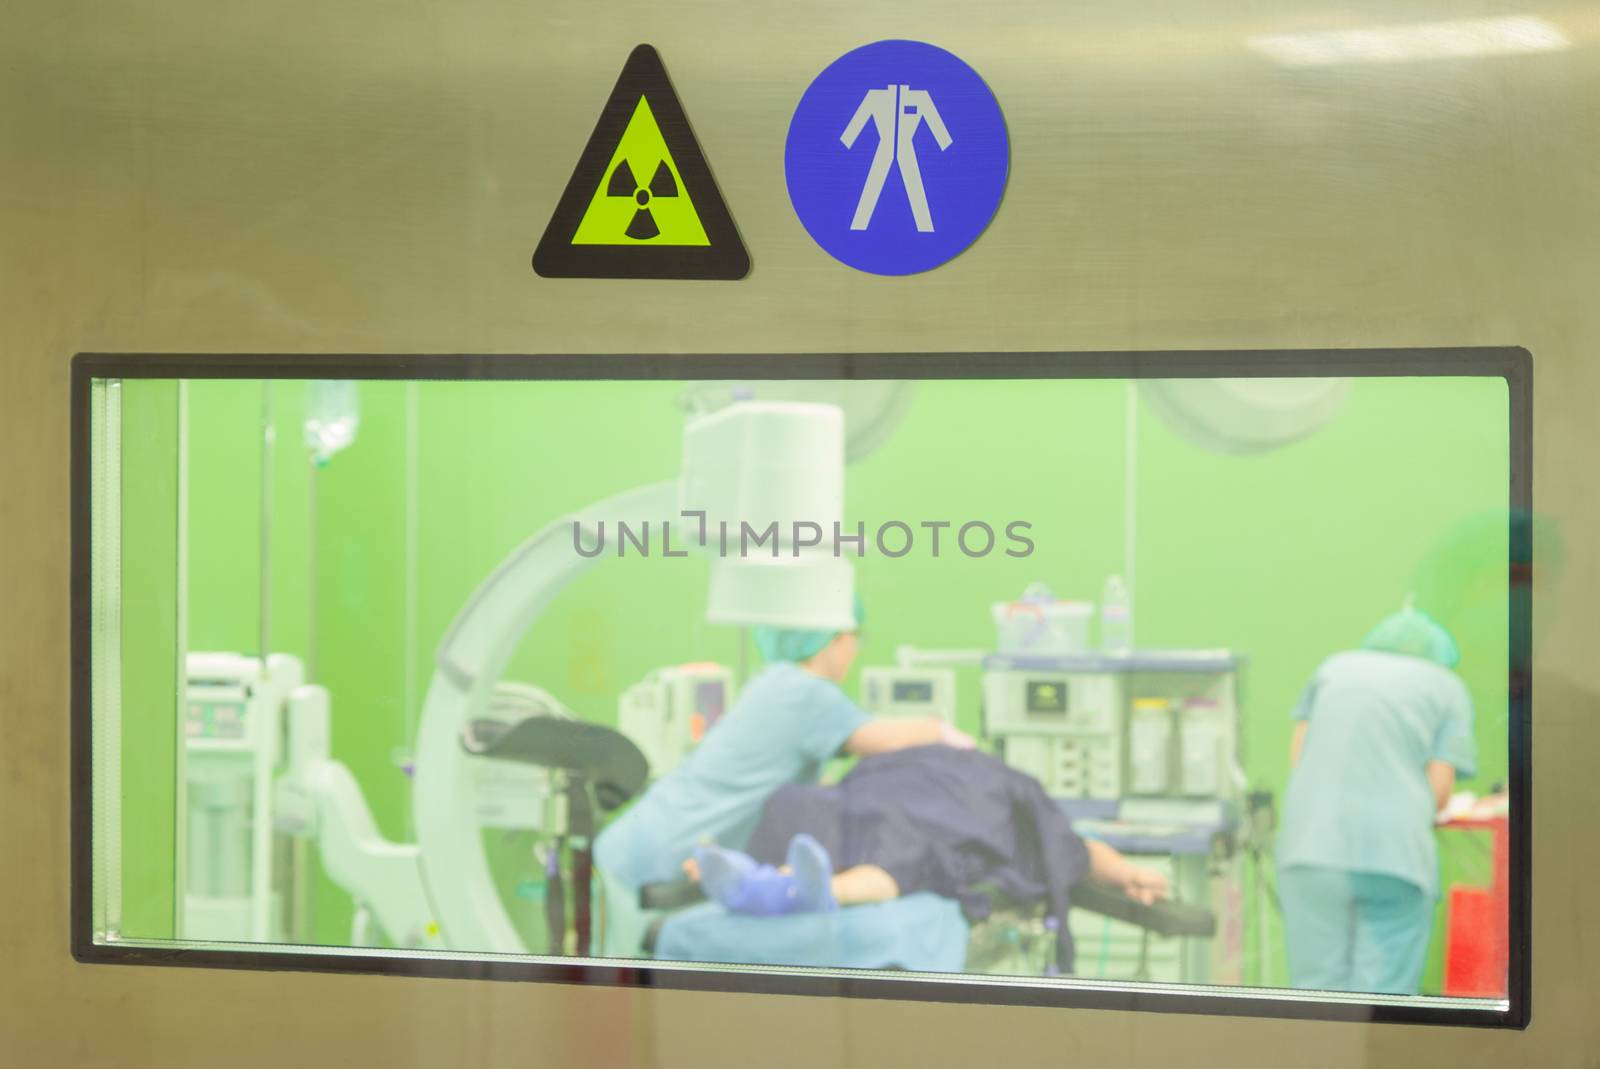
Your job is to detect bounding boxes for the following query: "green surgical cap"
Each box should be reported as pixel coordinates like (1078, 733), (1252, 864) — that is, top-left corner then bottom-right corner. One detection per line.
(1361, 607), (1460, 669)
(752, 594), (864, 664)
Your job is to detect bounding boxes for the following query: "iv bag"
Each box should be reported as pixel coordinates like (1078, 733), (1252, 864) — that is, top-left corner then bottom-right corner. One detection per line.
(304, 380), (360, 466)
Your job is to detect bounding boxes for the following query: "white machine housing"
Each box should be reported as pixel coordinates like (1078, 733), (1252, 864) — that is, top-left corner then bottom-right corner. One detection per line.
(859, 666), (957, 723)
(681, 401), (855, 632)
(982, 651), (1244, 985)
(279, 684), (444, 949)
(618, 663), (734, 780)
(279, 678), (594, 948)
(469, 682), (569, 830)
(413, 400), (865, 955)
(982, 654), (1240, 803)
(678, 401), (843, 547)
(181, 651), (303, 942)
(982, 668), (1122, 799)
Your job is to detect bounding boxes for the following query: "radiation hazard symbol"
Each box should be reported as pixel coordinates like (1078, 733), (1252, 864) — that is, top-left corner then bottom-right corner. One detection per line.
(533, 45), (750, 280)
(575, 98), (704, 246)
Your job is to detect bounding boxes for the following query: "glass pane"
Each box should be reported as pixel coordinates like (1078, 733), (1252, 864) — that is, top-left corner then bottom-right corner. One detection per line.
(80, 359), (1523, 1023)
(99, 378), (184, 942)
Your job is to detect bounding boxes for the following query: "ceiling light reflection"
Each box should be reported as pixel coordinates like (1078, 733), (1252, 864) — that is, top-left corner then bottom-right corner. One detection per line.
(1249, 15), (1571, 67)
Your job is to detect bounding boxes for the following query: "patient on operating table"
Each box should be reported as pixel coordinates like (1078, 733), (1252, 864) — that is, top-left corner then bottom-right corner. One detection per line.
(684, 745), (1167, 970)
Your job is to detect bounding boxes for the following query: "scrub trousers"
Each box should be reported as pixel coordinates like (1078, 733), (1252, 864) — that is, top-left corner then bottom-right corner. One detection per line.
(1278, 865), (1435, 995)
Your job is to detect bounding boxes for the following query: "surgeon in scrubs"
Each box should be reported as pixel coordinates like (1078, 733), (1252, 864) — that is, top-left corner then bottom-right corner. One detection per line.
(595, 595), (975, 893)
(1276, 605), (1477, 995)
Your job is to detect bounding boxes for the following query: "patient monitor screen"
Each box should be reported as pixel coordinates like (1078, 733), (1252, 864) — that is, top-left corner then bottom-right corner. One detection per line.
(893, 681), (935, 704)
(1025, 681), (1069, 715)
(79, 365), (1526, 1019)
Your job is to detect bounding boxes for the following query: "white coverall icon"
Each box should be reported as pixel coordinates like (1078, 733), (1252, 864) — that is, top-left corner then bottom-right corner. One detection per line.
(841, 85), (953, 233)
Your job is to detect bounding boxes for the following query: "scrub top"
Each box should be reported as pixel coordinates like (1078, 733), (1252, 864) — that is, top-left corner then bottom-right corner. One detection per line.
(594, 662), (870, 889)
(1277, 649), (1477, 897)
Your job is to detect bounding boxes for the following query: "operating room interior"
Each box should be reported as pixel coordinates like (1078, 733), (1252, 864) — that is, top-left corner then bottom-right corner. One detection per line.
(96, 371), (1514, 997)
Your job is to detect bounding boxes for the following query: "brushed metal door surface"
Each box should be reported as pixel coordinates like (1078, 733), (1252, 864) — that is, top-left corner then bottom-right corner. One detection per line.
(3, 2), (1597, 1065)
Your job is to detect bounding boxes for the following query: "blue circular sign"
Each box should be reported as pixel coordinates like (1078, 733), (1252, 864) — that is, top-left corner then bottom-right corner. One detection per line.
(785, 40), (1009, 276)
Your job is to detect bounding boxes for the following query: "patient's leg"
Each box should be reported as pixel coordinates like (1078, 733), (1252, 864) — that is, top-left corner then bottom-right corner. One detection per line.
(693, 845), (798, 915)
(785, 833), (837, 912)
(691, 838), (839, 916)
(687, 840), (902, 913)
(687, 858), (899, 905)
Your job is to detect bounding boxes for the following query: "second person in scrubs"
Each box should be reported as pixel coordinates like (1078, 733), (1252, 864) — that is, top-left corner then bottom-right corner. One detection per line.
(1276, 605), (1477, 995)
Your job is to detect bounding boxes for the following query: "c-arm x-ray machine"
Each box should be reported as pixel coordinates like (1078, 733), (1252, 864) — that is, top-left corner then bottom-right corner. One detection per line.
(195, 399), (860, 953)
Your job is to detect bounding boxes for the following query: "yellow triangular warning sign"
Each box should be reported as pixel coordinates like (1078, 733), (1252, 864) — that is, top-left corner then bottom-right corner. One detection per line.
(533, 45), (748, 279)
(573, 97), (709, 247)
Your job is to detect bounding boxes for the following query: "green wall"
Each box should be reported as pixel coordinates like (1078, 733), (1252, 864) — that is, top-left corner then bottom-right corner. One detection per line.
(163, 375), (1509, 982)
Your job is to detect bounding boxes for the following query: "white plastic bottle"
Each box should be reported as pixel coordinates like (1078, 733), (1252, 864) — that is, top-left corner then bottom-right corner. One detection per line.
(1100, 574), (1131, 654)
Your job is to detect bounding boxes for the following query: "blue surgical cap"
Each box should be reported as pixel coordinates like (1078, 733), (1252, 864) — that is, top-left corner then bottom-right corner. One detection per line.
(752, 594), (865, 664)
(1361, 607), (1460, 669)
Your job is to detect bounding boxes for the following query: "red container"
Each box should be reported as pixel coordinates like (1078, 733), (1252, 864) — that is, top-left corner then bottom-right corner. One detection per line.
(1440, 816), (1509, 998)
